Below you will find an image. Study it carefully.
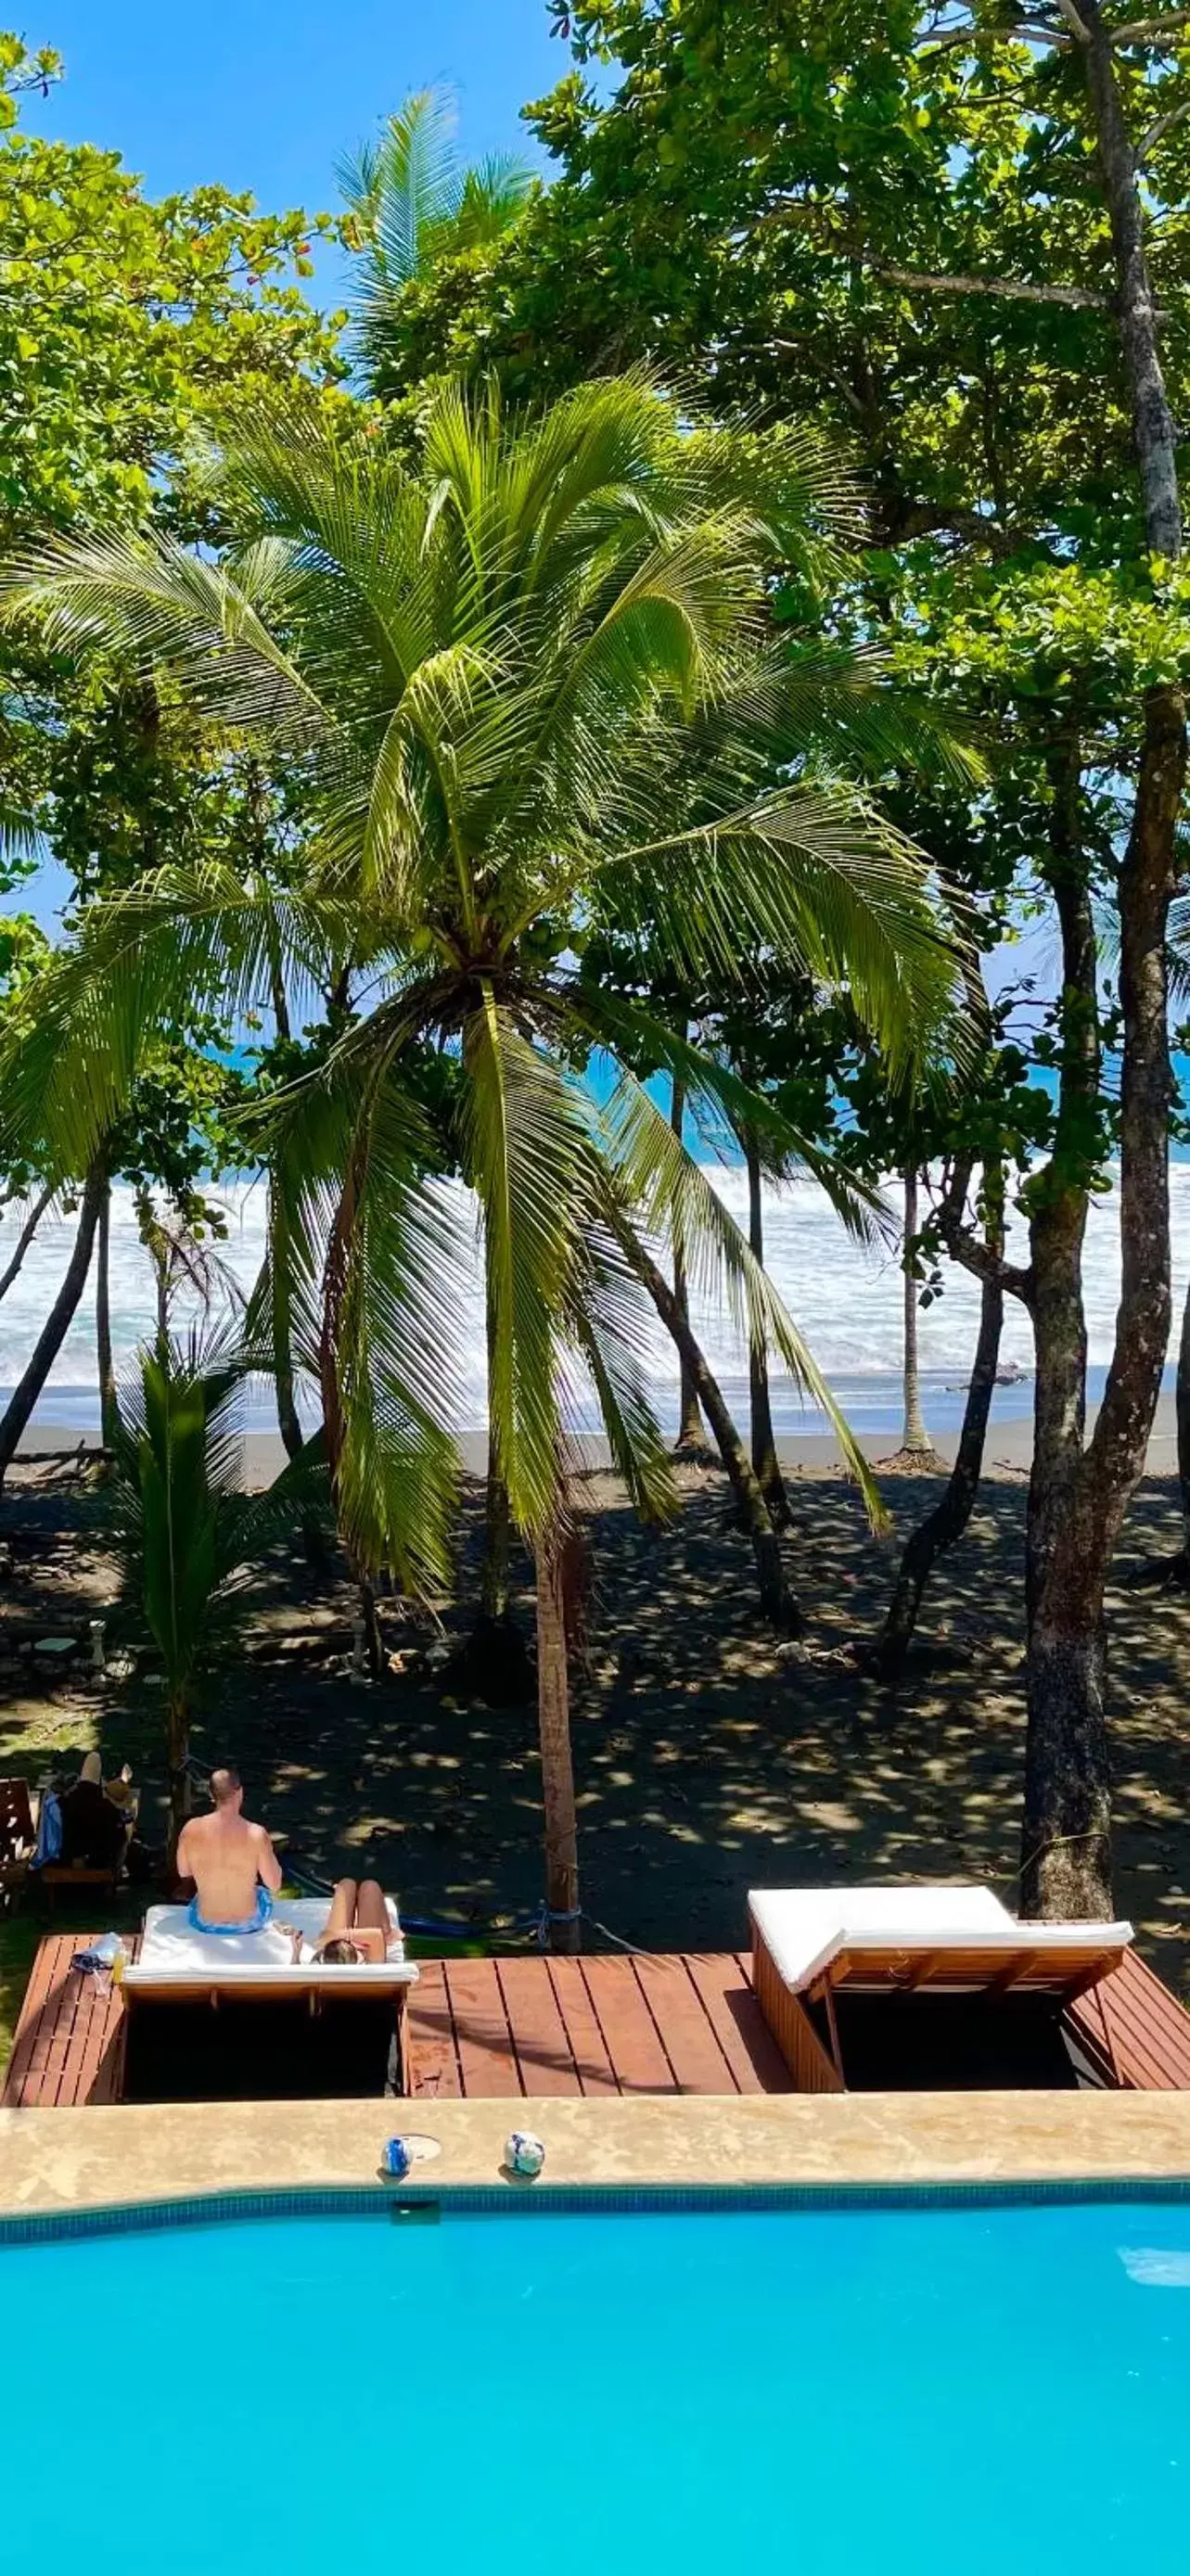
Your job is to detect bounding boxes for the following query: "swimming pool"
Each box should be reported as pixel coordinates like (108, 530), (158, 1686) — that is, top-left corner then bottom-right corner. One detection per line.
(6, 2190), (1190, 2574)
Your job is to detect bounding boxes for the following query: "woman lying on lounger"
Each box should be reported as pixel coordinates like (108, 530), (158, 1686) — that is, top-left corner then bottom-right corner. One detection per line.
(305, 1877), (400, 1965)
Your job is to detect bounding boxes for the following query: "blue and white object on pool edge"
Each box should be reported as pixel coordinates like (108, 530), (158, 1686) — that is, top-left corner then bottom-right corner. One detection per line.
(506, 2130), (546, 2178)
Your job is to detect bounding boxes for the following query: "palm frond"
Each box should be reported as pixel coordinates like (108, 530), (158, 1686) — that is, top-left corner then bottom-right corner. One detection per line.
(597, 1064), (888, 1527)
(262, 1050), (469, 1591)
(463, 992), (597, 1537)
(603, 784), (968, 1081)
(583, 993), (893, 1246)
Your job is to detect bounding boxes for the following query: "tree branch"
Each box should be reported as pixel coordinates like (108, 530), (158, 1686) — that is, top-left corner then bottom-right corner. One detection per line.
(1136, 96), (1190, 159)
(877, 261), (1112, 310)
(922, 18), (1070, 46)
(1111, 10), (1190, 41)
(935, 1156), (1035, 1303)
(1053, 0), (1093, 40)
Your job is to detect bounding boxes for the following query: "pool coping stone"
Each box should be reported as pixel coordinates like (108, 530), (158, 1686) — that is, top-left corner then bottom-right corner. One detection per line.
(3, 2087), (1190, 2219)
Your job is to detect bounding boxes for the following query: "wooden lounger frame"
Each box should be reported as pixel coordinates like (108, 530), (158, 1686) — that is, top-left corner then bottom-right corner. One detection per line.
(752, 1925), (1133, 2093)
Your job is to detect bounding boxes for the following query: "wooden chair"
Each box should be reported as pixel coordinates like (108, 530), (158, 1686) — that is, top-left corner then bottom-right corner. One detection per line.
(0, 1778), (35, 1910)
(40, 1860), (122, 1919)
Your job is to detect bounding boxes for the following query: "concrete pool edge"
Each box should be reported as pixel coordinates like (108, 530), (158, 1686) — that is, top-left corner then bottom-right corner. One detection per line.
(3, 2089), (1190, 2219)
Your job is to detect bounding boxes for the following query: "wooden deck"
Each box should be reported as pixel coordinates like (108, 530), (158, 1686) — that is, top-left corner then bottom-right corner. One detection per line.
(6, 1932), (1190, 2111)
(3, 1932), (134, 2110)
(1, 1936), (792, 2110)
(1066, 1945), (1190, 2091)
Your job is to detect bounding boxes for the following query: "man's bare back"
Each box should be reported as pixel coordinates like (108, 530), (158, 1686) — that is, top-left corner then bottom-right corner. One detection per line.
(176, 1767), (282, 1927)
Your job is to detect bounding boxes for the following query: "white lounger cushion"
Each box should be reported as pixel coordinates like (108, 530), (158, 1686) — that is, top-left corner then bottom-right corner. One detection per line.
(749, 1884), (1132, 1996)
(122, 1900), (420, 1991)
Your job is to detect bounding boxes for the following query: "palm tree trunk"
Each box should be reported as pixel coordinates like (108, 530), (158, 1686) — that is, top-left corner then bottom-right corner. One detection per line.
(613, 1212), (801, 1632)
(268, 1192), (305, 1466)
(96, 1176), (120, 1449)
(481, 1453), (512, 1620)
(0, 1160), (106, 1485)
(167, 1696), (192, 1862)
(1175, 1277), (1190, 1566)
(0, 1183), (53, 1307)
(357, 1571), (384, 1680)
(671, 1076), (704, 1451)
(745, 1126), (790, 1526)
(535, 1528), (580, 1952)
(874, 1172), (1005, 1682)
(480, 1277), (511, 1619)
(901, 1167), (936, 1457)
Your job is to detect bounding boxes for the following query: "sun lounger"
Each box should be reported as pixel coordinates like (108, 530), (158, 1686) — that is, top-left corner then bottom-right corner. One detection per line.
(749, 1884), (1133, 2091)
(122, 1899), (421, 2000)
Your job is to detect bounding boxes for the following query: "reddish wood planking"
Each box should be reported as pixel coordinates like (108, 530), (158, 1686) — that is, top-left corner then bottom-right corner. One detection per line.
(405, 1957), (464, 2098)
(544, 1957), (621, 2096)
(578, 1954), (677, 2092)
(3, 1932), (134, 2109)
(632, 1955), (737, 2094)
(11, 1932), (1190, 2107)
(441, 1958), (524, 2098)
(1067, 1947), (1190, 2090)
(684, 1952), (795, 2096)
(494, 1956), (582, 2097)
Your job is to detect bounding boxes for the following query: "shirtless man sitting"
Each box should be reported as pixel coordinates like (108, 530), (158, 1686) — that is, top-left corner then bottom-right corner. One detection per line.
(176, 1766), (283, 1933)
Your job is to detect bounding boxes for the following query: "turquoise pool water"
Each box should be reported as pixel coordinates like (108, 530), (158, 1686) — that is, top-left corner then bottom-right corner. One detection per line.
(6, 2196), (1190, 2573)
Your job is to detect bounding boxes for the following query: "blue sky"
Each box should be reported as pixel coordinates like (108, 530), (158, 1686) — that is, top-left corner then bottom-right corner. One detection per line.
(18, 1), (564, 925)
(22, 2), (562, 220)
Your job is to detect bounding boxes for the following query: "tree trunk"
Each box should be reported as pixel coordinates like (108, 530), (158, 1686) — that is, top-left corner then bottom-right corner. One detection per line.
(0, 1183), (53, 1307)
(357, 1572), (384, 1681)
(671, 1075), (705, 1451)
(900, 1167), (936, 1457)
(614, 1211), (801, 1632)
(0, 1160), (106, 1484)
(263, 1184), (327, 1571)
(96, 1177), (120, 1449)
(167, 1697), (192, 1864)
(874, 1171), (1004, 1682)
(481, 1452), (512, 1622)
(1177, 1277), (1190, 1559)
(535, 1530), (580, 1952)
(480, 1274), (511, 1620)
(458, 1273), (533, 1702)
(745, 1126), (790, 1525)
(267, 1188), (306, 1462)
(1017, 16), (1185, 1918)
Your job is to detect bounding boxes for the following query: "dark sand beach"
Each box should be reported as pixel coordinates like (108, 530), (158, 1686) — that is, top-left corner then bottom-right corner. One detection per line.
(4, 1407), (1190, 2021)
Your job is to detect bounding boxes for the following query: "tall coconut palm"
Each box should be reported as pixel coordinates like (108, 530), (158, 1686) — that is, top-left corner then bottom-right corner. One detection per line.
(339, 88), (534, 388)
(0, 374), (972, 1940)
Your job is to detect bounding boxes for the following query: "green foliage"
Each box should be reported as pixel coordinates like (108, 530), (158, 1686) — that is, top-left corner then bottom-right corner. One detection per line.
(1, 371), (966, 1561)
(0, 34), (340, 536)
(339, 87), (534, 392)
(109, 1324), (330, 1728)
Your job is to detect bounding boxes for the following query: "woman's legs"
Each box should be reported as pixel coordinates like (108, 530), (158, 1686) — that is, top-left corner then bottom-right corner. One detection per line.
(355, 1879), (390, 1939)
(324, 1879), (358, 1943)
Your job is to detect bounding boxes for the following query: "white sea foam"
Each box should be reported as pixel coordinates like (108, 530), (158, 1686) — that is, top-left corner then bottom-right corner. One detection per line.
(4, 1162), (1190, 1434)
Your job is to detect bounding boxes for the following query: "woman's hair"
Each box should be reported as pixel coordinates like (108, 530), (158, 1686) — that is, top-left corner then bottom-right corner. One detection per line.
(79, 1752), (103, 1787)
(321, 1937), (365, 1965)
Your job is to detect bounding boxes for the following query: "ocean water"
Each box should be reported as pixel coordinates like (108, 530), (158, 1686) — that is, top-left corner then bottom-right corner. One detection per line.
(5, 2197), (1190, 2575)
(5, 1159), (1190, 1438)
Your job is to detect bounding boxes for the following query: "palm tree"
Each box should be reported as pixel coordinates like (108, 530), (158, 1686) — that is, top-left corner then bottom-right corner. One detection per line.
(109, 1324), (329, 1848)
(0, 373), (969, 1940)
(339, 88), (534, 387)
